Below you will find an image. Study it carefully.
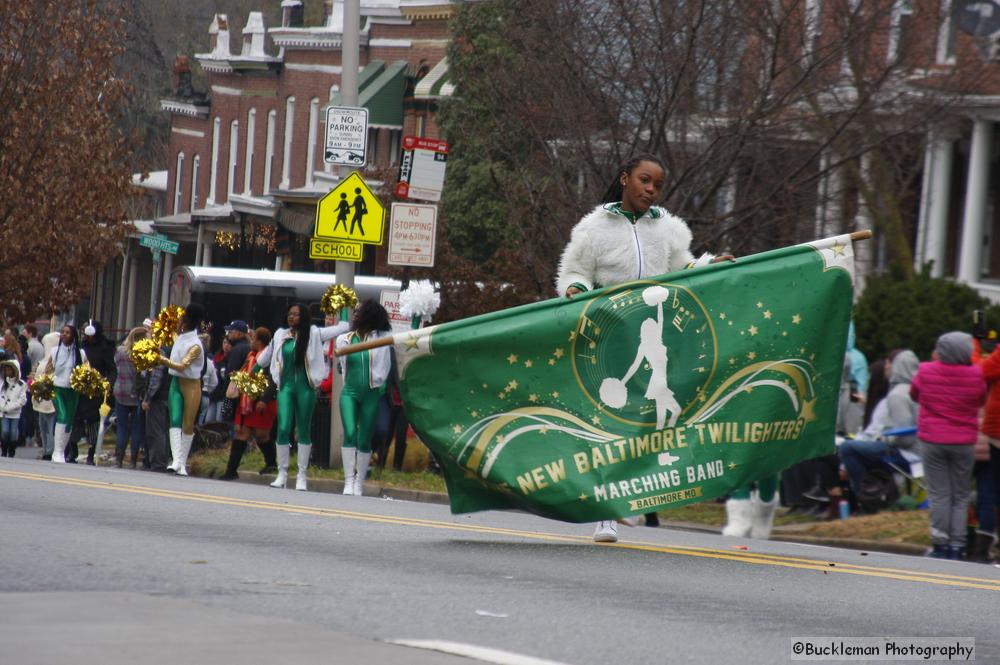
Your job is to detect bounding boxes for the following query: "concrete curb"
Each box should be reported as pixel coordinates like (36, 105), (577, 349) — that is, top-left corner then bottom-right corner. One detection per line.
(217, 469), (452, 505)
(196, 468), (931, 557)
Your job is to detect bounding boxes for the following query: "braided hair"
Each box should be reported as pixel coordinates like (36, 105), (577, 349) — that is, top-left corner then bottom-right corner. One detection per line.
(600, 153), (667, 204)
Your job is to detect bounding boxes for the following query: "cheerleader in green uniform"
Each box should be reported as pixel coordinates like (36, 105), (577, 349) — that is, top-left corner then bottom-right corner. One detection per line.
(336, 300), (392, 496)
(257, 303), (349, 490)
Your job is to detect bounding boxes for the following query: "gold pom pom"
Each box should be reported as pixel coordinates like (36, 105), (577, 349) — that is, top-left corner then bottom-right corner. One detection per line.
(151, 305), (185, 349)
(230, 370), (269, 400)
(320, 284), (358, 316)
(70, 365), (109, 400)
(130, 338), (163, 373)
(30, 375), (55, 401)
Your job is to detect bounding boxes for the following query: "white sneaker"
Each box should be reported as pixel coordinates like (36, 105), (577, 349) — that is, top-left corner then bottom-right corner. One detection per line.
(619, 516), (641, 527)
(593, 521), (618, 543)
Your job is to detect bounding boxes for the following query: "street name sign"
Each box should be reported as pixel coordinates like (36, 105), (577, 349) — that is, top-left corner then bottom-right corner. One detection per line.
(387, 202), (437, 267)
(314, 171), (386, 245)
(324, 106), (368, 166)
(140, 233), (179, 256)
(309, 237), (363, 262)
(395, 136), (448, 202)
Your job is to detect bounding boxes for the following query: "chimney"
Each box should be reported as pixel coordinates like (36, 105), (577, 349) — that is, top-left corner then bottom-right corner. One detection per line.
(243, 12), (267, 57)
(324, 0), (344, 31)
(209, 14), (230, 57)
(174, 56), (194, 98)
(281, 0), (304, 28)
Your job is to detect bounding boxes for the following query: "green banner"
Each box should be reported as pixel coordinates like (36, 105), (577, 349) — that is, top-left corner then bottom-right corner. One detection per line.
(394, 235), (857, 522)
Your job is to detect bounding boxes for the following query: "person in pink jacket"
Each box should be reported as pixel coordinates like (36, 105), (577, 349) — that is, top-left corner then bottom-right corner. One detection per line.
(910, 331), (986, 559)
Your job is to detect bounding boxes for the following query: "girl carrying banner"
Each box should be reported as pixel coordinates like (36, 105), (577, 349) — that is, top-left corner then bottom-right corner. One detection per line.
(335, 300), (393, 496)
(256, 303), (350, 490)
(43, 325), (87, 463)
(557, 153), (731, 543)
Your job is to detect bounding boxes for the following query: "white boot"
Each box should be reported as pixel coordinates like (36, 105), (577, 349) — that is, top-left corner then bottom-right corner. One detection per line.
(167, 428), (182, 472)
(750, 492), (780, 540)
(270, 445), (290, 488)
(295, 443), (311, 491)
(593, 521), (618, 543)
(354, 451), (371, 496)
(341, 447), (356, 495)
(176, 433), (194, 476)
(721, 498), (753, 537)
(52, 427), (69, 464)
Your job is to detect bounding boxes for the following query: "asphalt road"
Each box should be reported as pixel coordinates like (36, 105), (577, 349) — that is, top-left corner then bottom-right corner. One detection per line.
(2, 456), (998, 665)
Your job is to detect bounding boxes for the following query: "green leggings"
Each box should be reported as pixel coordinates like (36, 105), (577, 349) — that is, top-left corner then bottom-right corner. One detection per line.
(276, 369), (317, 446)
(54, 387), (79, 433)
(340, 385), (384, 453)
(168, 377), (201, 435)
(730, 474), (779, 502)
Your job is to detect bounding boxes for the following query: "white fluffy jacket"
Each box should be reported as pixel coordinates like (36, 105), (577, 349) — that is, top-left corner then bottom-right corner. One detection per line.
(556, 204), (713, 296)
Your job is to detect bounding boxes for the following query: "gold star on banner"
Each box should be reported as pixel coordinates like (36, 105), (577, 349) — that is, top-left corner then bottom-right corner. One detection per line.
(756, 301), (763, 308)
(551, 391), (560, 399)
(591, 415), (601, 425)
(799, 348), (806, 355)
(452, 424), (463, 434)
(548, 359), (556, 366)
(498, 393), (506, 400)
(719, 312), (727, 320)
(749, 325), (758, 336)
(553, 348), (564, 359)
(728, 463), (737, 471)
(482, 384), (488, 389)
(524, 360), (533, 368)
(528, 394), (538, 403)
(507, 354), (518, 364)
(471, 410), (479, 418)
(404, 335), (419, 350)
(594, 327), (601, 335)
(763, 310), (772, 319)
(792, 314), (801, 325)
(747, 351), (757, 360)
(507, 380), (518, 391)
(568, 331), (576, 341)
(729, 358), (736, 365)
(831, 242), (846, 257)
(745, 386), (754, 393)
(578, 493), (588, 501)
(801, 399), (818, 423)
(782, 331), (788, 337)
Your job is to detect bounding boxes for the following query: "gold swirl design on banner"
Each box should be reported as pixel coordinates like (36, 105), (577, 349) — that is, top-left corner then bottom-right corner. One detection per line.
(684, 359), (816, 424)
(460, 406), (618, 474)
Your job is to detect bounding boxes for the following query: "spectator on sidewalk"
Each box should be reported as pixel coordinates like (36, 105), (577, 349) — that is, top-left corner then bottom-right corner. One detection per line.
(143, 350), (172, 472)
(113, 327), (147, 468)
(221, 327), (277, 481)
(838, 349), (919, 504)
(971, 335), (1000, 561)
(911, 332), (986, 560)
(0, 359), (27, 457)
(33, 331), (60, 460)
(22, 324), (44, 447)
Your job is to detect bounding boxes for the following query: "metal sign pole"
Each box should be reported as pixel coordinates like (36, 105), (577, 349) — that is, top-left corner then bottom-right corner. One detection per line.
(330, 0), (361, 472)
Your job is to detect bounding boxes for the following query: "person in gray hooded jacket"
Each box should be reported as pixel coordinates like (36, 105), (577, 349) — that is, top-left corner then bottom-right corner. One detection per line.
(838, 349), (920, 498)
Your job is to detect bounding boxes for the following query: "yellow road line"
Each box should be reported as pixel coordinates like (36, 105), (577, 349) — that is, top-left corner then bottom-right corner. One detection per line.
(4, 468), (1000, 592)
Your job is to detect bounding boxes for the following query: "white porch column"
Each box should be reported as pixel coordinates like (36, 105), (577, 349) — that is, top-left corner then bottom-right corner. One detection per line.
(853, 153), (874, 289)
(160, 252), (174, 308)
(916, 130), (955, 277)
(124, 252), (138, 328)
(202, 240), (213, 267)
(116, 248), (131, 331)
(957, 119), (994, 285)
(195, 222), (204, 266)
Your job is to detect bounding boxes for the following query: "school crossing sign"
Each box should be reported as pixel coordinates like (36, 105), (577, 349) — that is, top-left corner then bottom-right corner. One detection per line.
(313, 171), (386, 262)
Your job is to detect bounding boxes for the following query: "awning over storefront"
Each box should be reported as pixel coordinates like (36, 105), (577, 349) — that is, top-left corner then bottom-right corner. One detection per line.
(413, 57), (453, 99)
(329, 59), (407, 128)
